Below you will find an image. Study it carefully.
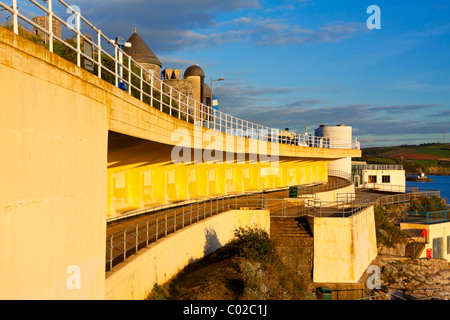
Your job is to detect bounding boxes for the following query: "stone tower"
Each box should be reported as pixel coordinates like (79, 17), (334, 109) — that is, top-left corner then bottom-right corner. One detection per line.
(184, 64), (205, 105)
(124, 28), (162, 80)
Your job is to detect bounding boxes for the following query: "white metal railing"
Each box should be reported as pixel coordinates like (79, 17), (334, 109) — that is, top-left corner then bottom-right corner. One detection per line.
(0, 0), (360, 150)
(364, 164), (404, 171)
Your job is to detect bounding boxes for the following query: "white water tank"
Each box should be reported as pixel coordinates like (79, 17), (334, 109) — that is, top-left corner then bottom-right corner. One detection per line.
(315, 124), (353, 175)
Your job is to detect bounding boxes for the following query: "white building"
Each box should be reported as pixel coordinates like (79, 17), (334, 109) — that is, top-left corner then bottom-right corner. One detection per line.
(352, 162), (406, 192)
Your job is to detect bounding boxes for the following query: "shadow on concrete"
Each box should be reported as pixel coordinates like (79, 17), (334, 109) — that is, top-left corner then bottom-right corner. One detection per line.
(204, 227), (222, 256)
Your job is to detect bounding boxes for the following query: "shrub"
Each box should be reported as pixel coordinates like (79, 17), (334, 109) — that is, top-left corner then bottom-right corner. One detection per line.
(374, 206), (406, 248)
(148, 283), (170, 300)
(228, 227), (278, 265)
(410, 196), (446, 212)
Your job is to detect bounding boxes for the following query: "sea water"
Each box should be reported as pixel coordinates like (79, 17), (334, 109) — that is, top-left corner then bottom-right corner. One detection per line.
(406, 175), (450, 202)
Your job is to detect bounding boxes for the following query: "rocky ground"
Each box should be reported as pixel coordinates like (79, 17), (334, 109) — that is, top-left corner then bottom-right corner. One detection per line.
(371, 256), (450, 300)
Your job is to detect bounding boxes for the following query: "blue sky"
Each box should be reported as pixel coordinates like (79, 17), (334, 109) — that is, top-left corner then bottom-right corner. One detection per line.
(4, 0), (449, 147)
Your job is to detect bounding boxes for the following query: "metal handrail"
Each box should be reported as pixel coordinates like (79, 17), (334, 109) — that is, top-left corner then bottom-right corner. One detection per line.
(295, 169), (353, 197)
(104, 185), (441, 270)
(0, 0), (360, 150)
(413, 235), (427, 258)
(106, 192), (254, 223)
(403, 208), (449, 225)
(362, 183), (439, 194)
(364, 164), (404, 171)
(105, 193), (267, 270)
(299, 194), (373, 218)
(376, 190), (441, 207)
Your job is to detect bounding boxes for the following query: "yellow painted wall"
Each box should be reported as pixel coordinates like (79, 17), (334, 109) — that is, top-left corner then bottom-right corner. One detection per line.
(105, 209), (270, 300)
(312, 206), (377, 283)
(0, 27), (107, 299)
(106, 151), (337, 218)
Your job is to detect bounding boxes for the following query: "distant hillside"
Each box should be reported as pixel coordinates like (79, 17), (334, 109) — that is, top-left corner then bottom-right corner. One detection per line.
(356, 143), (450, 175)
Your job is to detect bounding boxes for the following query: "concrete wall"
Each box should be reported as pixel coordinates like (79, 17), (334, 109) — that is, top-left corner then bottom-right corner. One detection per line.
(105, 209), (270, 300)
(311, 206), (377, 283)
(0, 27), (108, 299)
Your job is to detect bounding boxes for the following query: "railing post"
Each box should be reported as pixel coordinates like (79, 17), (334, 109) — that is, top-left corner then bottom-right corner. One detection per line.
(200, 104), (204, 127)
(12, 0), (18, 35)
(128, 57), (131, 95)
(178, 93), (181, 120)
(97, 30), (102, 78)
(109, 236), (113, 270)
(48, 0), (53, 52)
(123, 230), (127, 261)
(169, 87), (173, 116)
(76, 10), (81, 68)
(135, 225), (138, 253)
(114, 45), (118, 87)
(149, 72), (153, 105)
(140, 67), (143, 101)
(165, 212), (167, 237)
(160, 80), (163, 112)
(146, 221), (149, 246)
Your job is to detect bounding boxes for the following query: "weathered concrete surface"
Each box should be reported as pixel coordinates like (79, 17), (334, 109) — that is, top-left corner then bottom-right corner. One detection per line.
(0, 26), (108, 299)
(105, 209), (270, 300)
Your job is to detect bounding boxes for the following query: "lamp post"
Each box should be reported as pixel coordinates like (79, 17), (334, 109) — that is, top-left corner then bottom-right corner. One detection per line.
(210, 76), (224, 130)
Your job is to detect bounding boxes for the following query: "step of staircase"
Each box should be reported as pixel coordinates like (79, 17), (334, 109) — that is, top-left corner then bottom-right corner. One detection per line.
(405, 241), (426, 259)
(270, 217), (313, 246)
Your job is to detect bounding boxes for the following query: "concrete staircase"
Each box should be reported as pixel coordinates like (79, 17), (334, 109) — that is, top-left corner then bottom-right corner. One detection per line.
(270, 217), (313, 247)
(405, 241), (426, 259)
(403, 229), (427, 259)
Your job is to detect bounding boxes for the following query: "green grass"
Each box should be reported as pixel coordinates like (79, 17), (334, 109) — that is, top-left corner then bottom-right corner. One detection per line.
(360, 143), (450, 159)
(413, 144), (450, 158)
(355, 143), (450, 175)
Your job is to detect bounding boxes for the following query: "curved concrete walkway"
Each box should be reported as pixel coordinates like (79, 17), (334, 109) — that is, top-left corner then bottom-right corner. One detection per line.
(105, 176), (350, 271)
